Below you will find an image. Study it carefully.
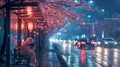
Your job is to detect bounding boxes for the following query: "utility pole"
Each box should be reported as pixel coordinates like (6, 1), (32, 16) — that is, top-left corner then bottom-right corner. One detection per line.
(85, 23), (95, 37)
(92, 23), (95, 35)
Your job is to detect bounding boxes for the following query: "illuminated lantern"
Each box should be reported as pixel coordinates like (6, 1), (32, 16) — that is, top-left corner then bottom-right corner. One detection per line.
(21, 22), (24, 30)
(15, 22), (18, 32)
(28, 22), (33, 33)
(27, 6), (32, 16)
(10, 23), (13, 30)
(13, 22), (24, 32)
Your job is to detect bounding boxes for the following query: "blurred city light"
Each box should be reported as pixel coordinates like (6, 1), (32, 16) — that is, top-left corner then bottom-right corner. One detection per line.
(74, 0), (78, 3)
(26, 6), (32, 16)
(88, 15), (91, 18)
(92, 34), (96, 37)
(89, 0), (93, 4)
(101, 9), (105, 12)
(0, 26), (1, 30)
(81, 34), (86, 38)
(28, 22), (34, 33)
(57, 32), (61, 35)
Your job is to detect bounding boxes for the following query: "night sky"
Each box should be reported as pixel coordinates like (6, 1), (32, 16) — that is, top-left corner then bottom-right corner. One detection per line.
(94, 0), (120, 13)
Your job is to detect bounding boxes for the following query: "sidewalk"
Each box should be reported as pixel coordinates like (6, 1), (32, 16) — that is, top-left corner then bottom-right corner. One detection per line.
(37, 43), (60, 67)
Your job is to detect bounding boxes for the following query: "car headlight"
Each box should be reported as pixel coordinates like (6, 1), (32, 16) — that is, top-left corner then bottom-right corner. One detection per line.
(114, 42), (117, 44)
(105, 41), (108, 44)
(97, 42), (101, 44)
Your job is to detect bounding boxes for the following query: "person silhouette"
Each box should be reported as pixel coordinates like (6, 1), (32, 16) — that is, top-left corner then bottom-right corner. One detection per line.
(12, 37), (36, 67)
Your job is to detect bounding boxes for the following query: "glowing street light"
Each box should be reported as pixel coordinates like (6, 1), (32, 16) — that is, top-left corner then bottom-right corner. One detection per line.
(89, 0), (93, 4)
(88, 15), (91, 18)
(101, 9), (105, 12)
(75, 0), (78, 3)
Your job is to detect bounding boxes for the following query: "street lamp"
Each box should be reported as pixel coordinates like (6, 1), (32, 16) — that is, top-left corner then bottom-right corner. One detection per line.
(89, 0), (93, 4)
(101, 9), (105, 12)
(74, 0), (78, 3)
(88, 15), (91, 18)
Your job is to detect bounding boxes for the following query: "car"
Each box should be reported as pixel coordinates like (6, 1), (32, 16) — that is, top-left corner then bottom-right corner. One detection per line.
(89, 38), (97, 47)
(74, 38), (96, 49)
(101, 37), (118, 47)
(74, 38), (87, 48)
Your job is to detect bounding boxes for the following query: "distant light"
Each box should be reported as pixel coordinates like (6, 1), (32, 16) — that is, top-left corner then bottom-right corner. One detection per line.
(68, 40), (72, 43)
(63, 40), (66, 43)
(102, 31), (104, 38)
(75, 0), (78, 3)
(76, 36), (79, 39)
(82, 22), (86, 25)
(89, 0), (93, 4)
(81, 34), (86, 38)
(101, 9), (105, 12)
(92, 34), (96, 37)
(57, 32), (61, 35)
(56, 39), (58, 42)
(49, 38), (54, 42)
(64, 29), (67, 32)
(0, 26), (1, 30)
(88, 15), (91, 18)
(22, 39), (24, 42)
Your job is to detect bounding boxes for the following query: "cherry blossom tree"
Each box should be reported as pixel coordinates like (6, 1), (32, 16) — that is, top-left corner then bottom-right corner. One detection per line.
(0, 0), (100, 34)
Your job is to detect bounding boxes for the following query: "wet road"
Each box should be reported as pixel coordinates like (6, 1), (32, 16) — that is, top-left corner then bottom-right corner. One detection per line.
(52, 40), (120, 67)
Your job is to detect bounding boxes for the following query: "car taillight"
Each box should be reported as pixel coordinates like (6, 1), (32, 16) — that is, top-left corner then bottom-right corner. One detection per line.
(78, 42), (81, 45)
(91, 42), (96, 45)
(81, 42), (86, 45)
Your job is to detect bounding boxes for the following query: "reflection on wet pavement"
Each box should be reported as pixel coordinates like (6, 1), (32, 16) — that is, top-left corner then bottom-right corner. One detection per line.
(53, 41), (120, 67)
(39, 42), (60, 67)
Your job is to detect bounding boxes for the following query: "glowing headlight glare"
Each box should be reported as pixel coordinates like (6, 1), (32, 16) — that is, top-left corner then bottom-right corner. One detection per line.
(60, 39), (62, 42)
(105, 41), (108, 44)
(97, 42), (101, 44)
(55, 39), (58, 42)
(49, 39), (53, 42)
(63, 40), (66, 43)
(68, 44), (71, 48)
(115, 42), (117, 44)
(68, 40), (72, 43)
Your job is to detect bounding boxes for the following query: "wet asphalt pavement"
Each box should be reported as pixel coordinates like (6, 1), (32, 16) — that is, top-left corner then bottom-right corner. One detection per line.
(39, 40), (120, 67)
(53, 41), (120, 67)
